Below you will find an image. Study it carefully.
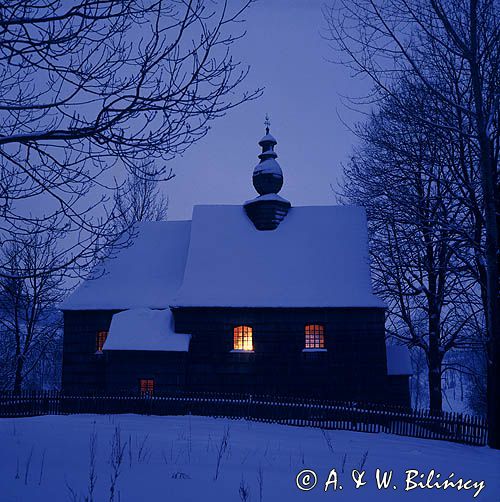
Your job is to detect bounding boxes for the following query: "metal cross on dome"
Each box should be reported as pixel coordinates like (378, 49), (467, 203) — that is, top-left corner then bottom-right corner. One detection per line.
(264, 114), (271, 134)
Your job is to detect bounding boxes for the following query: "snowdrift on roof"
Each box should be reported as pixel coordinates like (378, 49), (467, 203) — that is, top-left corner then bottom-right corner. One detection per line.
(103, 308), (191, 351)
(61, 221), (191, 310)
(173, 205), (385, 308)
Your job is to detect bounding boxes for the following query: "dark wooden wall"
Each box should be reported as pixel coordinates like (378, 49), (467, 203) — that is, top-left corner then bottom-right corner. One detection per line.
(62, 310), (119, 393)
(386, 375), (411, 408)
(105, 351), (188, 394)
(173, 307), (390, 402)
(62, 307), (410, 405)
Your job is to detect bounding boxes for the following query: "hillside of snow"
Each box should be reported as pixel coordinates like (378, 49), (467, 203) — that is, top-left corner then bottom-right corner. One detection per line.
(0, 414), (498, 501)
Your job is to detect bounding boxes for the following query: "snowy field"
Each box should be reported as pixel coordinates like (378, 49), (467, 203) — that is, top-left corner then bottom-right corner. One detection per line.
(0, 414), (498, 501)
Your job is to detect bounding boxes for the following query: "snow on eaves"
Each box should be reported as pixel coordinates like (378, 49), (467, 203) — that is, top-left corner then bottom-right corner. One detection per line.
(104, 308), (190, 351)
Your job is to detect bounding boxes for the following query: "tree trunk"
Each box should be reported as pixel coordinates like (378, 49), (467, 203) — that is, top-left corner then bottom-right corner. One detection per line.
(428, 281), (443, 413)
(466, 0), (500, 448)
(428, 332), (443, 413)
(13, 354), (24, 393)
(423, 214), (444, 414)
(481, 145), (500, 449)
(468, 5), (500, 446)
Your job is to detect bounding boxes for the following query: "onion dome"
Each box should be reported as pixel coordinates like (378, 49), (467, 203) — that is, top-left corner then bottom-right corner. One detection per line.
(244, 118), (291, 231)
(253, 126), (283, 195)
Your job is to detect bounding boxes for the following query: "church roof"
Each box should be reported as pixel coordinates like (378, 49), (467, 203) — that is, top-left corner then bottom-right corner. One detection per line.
(62, 204), (384, 310)
(173, 205), (384, 308)
(61, 220), (191, 310)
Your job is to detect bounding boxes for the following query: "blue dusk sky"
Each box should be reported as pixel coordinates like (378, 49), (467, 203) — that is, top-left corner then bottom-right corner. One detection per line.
(165, 0), (371, 220)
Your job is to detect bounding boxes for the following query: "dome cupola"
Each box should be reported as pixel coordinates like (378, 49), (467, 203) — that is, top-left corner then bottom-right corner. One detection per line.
(244, 117), (291, 231)
(253, 127), (283, 195)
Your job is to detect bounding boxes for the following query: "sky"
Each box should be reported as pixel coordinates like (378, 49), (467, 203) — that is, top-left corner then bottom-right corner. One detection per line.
(165, 0), (371, 220)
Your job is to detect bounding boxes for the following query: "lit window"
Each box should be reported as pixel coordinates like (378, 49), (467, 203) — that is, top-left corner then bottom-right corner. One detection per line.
(139, 379), (154, 395)
(305, 324), (325, 349)
(96, 331), (108, 352)
(233, 325), (253, 351)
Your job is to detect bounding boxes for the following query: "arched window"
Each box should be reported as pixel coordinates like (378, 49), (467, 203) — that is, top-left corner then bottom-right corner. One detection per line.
(233, 325), (253, 351)
(305, 324), (325, 349)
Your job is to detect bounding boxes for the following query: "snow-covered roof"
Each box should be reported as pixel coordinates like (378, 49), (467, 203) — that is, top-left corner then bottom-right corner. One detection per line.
(61, 204), (384, 310)
(103, 308), (191, 351)
(61, 221), (191, 310)
(172, 205), (385, 308)
(386, 345), (413, 375)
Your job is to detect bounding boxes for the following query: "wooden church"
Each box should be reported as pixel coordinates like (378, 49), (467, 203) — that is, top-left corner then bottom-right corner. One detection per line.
(61, 127), (412, 405)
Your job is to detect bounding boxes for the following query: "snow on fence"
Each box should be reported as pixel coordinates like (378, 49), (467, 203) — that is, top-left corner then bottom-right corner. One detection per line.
(0, 390), (488, 446)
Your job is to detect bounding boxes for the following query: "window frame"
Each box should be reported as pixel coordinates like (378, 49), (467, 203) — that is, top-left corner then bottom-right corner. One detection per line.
(139, 378), (155, 395)
(303, 323), (327, 352)
(231, 325), (254, 353)
(95, 330), (108, 353)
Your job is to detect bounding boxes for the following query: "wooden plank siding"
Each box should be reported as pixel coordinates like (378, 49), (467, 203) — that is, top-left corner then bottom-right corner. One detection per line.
(173, 307), (395, 403)
(62, 310), (120, 392)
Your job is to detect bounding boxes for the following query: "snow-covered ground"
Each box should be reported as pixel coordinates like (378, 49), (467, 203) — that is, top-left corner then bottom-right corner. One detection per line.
(0, 414), (498, 501)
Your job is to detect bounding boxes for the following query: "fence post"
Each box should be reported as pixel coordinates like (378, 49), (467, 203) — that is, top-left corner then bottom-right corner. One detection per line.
(246, 394), (253, 421)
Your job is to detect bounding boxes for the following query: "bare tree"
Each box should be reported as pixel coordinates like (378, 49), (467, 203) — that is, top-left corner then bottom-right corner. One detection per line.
(113, 160), (170, 232)
(325, 0), (499, 446)
(342, 83), (484, 412)
(0, 232), (65, 391)
(0, 0), (262, 279)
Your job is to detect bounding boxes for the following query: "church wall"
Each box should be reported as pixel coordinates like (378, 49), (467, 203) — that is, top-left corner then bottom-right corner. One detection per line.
(105, 351), (188, 393)
(386, 375), (411, 408)
(62, 310), (119, 393)
(173, 307), (397, 403)
(62, 307), (409, 405)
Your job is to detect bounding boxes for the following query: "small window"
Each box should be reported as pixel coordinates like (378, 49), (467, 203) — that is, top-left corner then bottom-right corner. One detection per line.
(96, 331), (108, 352)
(139, 379), (154, 395)
(305, 324), (325, 349)
(233, 325), (253, 351)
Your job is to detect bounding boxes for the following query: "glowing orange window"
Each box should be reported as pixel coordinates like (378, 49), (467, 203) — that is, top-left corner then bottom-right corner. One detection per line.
(139, 379), (154, 395)
(305, 324), (325, 349)
(233, 326), (253, 351)
(96, 331), (108, 352)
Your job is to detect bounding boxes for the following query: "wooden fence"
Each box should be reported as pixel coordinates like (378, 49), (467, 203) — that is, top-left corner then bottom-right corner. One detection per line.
(0, 390), (488, 446)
